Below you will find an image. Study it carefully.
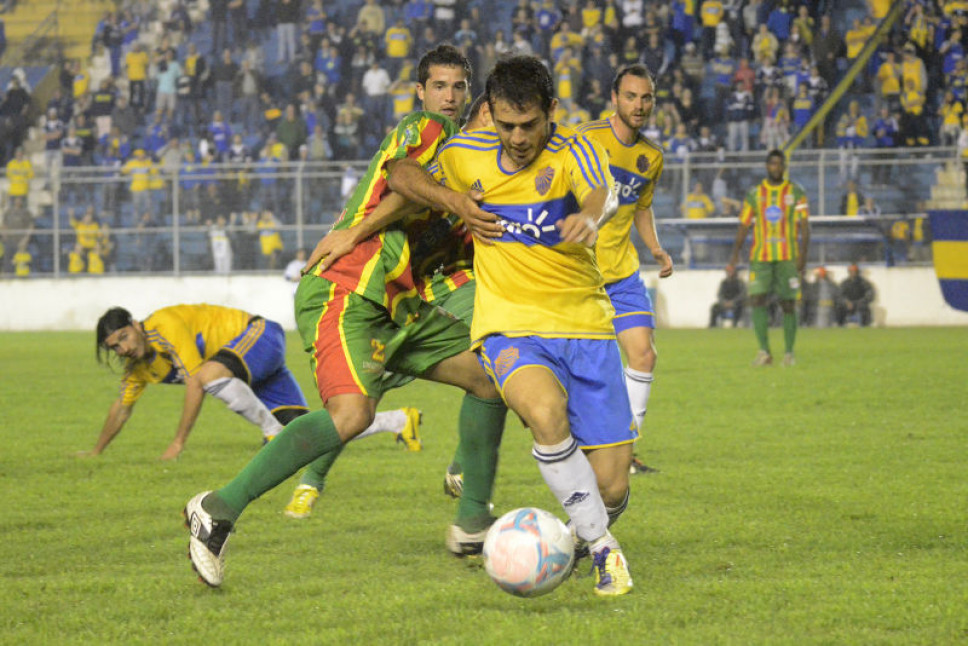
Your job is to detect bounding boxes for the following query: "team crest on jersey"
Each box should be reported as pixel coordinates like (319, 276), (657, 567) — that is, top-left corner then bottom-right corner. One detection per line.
(535, 166), (555, 196)
(784, 193), (795, 206)
(636, 155), (649, 173)
(494, 346), (519, 378)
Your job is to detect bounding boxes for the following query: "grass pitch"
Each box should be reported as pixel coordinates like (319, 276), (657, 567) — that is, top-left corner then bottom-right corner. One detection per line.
(0, 328), (966, 644)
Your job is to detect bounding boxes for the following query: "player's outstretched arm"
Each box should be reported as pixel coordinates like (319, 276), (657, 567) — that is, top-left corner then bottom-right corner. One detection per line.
(303, 192), (423, 273)
(163, 374), (206, 460)
(634, 206), (674, 278)
(386, 158), (503, 242)
(82, 398), (134, 456)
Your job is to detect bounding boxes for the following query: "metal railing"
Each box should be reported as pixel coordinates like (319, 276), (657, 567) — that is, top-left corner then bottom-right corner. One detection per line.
(0, 148), (946, 278)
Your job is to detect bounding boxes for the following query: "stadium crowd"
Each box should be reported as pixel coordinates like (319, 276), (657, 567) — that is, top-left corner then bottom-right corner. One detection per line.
(0, 0), (962, 276)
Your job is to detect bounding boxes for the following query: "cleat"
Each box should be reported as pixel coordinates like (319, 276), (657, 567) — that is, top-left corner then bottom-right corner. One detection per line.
(446, 521), (492, 557)
(443, 468), (464, 499)
(592, 545), (633, 596)
(283, 484), (320, 519)
(782, 352), (796, 367)
(751, 350), (773, 366)
(184, 491), (233, 588)
(395, 407), (422, 451)
(629, 455), (658, 475)
(262, 434), (276, 445)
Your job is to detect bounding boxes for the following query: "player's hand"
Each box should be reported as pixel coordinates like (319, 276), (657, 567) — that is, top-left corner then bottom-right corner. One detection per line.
(160, 442), (183, 461)
(651, 247), (674, 278)
(557, 214), (598, 246)
(450, 190), (502, 244)
(303, 228), (358, 274)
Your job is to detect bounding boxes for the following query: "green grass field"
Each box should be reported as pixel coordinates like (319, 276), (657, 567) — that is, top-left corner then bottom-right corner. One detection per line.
(1, 328), (966, 644)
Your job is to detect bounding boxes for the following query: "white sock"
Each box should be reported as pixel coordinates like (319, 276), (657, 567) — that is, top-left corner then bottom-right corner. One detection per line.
(203, 377), (283, 438)
(624, 368), (653, 430)
(352, 410), (407, 441)
(532, 437), (608, 543)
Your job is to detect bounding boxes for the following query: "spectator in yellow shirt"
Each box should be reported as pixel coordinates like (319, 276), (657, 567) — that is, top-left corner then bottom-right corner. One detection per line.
(383, 18), (412, 77)
(5, 147), (34, 201)
(70, 207), (101, 251)
(68, 242), (86, 273)
(876, 51), (902, 112)
(13, 237), (32, 277)
(121, 149), (156, 216)
(683, 182), (716, 219)
(125, 43), (149, 109)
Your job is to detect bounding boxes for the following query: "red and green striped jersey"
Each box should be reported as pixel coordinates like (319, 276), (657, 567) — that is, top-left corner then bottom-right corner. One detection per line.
(739, 179), (809, 262)
(313, 111), (459, 324)
(405, 211), (475, 302)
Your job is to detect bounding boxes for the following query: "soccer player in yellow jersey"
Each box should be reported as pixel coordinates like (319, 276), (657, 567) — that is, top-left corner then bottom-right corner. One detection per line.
(728, 151), (810, 366)
(576, 65), (673, 473)
(436, 55), (635, 596)
(91, 304), (419, 461)
(183, 46), (507, 587)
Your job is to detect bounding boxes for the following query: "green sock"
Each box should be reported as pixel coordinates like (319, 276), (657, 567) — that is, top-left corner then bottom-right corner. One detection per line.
(752, 306), (770, 353)
(207, 409), (343, 522)
(298, 444), (344, 491)
(455, 394), (507, 531)
(783, 311), (797, 353)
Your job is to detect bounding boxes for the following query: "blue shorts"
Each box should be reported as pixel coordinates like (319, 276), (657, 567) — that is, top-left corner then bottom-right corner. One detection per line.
(478, 335), (636, 449)
(223, 318), (308, 415)
(605, 272), (655, 333)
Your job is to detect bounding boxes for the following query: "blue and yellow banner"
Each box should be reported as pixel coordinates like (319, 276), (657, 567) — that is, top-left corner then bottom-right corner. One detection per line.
(928, 211), (968, 312)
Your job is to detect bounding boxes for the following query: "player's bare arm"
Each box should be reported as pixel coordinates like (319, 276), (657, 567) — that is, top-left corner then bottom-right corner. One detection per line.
(163, 372), (206, 460)
(797, 219), (811, 274)
(633, 206), (673, 278)
(558, 185), (609, 246)
(303, 192), (424, 273)
(386, 157), (503, 242)
(81, 398), (134, 456)
(728, 222), (751, 269)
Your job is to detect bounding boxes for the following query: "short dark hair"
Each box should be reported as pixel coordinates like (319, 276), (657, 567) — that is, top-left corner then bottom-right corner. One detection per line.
(417, 44), (472, 87)
(96, 307), (133, 365)
(767, 149), (785, 163)
(611, 63), (654, 95)
(486, 55), (553, 114)
(464, 93), (488, 126)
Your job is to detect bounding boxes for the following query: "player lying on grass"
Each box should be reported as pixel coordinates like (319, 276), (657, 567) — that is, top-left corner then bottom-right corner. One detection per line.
(433, 55), (636, 595)
(89, 304), (420, 460)
(183, 45), (510, 589)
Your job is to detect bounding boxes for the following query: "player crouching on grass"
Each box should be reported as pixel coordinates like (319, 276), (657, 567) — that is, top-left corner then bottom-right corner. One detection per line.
(87, 305), (420, 460)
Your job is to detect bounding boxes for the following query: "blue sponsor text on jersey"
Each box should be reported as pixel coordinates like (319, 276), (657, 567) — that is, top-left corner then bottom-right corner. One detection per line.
(610, 166), (650, 206)
(482, 194), (580, 247)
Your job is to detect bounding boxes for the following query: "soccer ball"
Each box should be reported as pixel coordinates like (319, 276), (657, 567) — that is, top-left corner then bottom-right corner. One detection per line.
(482, 507), (575, 597)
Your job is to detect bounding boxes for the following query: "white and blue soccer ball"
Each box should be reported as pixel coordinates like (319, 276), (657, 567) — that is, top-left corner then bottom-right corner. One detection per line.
(482, 507), (575, 597)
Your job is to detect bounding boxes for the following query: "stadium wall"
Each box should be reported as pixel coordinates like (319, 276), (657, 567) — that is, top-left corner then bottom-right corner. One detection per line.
(1, 267), (965, 331)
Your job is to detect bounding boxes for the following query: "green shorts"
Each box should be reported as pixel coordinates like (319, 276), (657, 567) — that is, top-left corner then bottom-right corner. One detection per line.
(748, 260), (800, 300)
(382, 278), (476, 391)
(295, 275), (471, 402)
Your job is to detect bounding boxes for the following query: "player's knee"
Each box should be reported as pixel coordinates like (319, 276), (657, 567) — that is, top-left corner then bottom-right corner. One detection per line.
(525, 403), (570, 445)
(328, 405), (375, 441)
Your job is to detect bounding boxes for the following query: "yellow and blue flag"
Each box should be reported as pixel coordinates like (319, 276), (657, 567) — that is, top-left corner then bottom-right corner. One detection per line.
(929, 211), (968, 312)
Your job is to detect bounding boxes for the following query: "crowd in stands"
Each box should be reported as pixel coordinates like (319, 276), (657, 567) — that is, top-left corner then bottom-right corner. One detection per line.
(1, 0), (965, 275)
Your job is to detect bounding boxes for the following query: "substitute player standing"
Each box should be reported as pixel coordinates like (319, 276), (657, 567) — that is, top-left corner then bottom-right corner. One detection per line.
(728, 149), (810, 366)
(436, 55), (635, 596)
(577, 64), (673, 473)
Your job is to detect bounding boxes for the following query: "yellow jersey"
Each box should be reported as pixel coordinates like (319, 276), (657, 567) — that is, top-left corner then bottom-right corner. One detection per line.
(122, 158), (155, 192)
(13, 250), (31, 276)
(119, 304), (253, 405)
(576, 119), (664, 282)
(435, 124), (616, 346)
(684, 192), (715, 219)
(72, 219), (100, 250)
(126, 50), (149, 81)
(6, 159), (34, 197)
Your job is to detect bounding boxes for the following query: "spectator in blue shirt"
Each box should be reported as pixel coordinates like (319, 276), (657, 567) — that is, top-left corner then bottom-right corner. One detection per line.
(872, 106), (898, 185)
(208, 111), (232, 157)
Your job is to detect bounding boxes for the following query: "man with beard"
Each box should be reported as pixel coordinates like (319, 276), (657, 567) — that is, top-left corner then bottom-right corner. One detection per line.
(576, 64), (673, 474)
